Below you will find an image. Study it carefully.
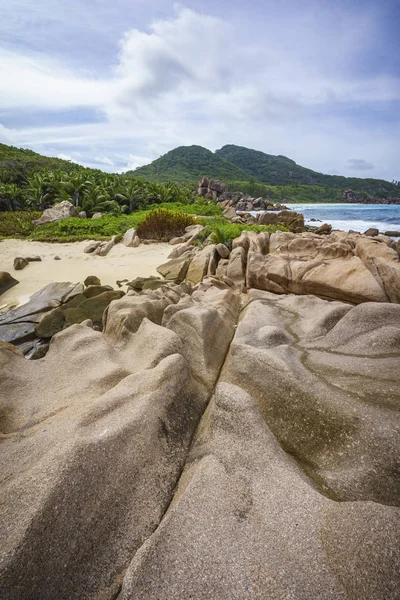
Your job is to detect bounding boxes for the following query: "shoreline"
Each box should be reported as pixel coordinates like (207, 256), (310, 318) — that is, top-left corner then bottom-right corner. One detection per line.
(0, 238), (171, 308)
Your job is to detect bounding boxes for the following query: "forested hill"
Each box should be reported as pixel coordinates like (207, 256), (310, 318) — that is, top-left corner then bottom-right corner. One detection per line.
(0, 143), (82, 184)
(216, 144), (399, 197)
(130, 145), (250, 182)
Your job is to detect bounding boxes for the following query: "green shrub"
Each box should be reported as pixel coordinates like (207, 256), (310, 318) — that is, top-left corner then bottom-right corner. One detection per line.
(197, 216), (288, 245)
(137, 209), (195, 241)
(0, 211), (41, 237)
(154, 202), (222, 216)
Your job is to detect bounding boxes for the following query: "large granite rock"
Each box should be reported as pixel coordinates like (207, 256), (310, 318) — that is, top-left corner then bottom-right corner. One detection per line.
(122, 228), (140, 247)
(247, 231), (400, 304)
(32, 200), (78, 225)
(0, 280), (240, 599)
(156, 253), (194, 283)
(120, 382), (400, 600)
(258, 209), (304, 232)
(0, 277), (399, 598)
(185, 245), (217, 285)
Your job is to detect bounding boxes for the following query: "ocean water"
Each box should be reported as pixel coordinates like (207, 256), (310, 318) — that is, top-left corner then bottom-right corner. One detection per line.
(286, 203), (400, 234)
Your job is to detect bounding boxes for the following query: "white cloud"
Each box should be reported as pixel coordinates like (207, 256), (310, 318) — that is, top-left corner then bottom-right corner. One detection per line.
(0, 5), (399, 179)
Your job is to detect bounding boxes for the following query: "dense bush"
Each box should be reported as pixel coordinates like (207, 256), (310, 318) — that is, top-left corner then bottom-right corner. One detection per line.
(137, 209), (195, 241)
(0, 211), (41, 237)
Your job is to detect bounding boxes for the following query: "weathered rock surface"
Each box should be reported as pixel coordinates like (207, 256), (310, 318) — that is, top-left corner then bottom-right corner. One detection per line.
(2, 281), (398, 598)
(258, 208), (304, 232)
(156, 253), (193, 283)
(156, 229), (400, 305)
(0, 272), (19, 297)
(122, 228), (140, 247)
(93, 236), (117, 257)
(186, 245), (217, 285)
(247, 231), (400, 304)
(0, 280), (240, 599)
(35, 287), (124, 338)
(84, 241), (102, 254)
(0, 282), (84, 353)
(32, 200), (78, 225)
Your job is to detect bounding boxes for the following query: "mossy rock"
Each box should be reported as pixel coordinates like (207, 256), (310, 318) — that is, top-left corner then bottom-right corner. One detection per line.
(36, 289), (124, 338)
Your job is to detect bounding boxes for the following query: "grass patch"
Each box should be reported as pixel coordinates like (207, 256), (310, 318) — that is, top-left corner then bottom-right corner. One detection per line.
(0, 211), (41, 237)
(155, 202), (223, 216)
(0, 205), (287, 245)
(197, 216), (288, 245)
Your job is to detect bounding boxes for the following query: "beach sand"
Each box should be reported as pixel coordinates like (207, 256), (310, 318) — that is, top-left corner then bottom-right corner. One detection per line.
(0, 239), (172, 307)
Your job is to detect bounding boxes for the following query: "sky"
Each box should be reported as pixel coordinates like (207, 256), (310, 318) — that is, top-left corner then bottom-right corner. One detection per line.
(0, 0), (399, 180)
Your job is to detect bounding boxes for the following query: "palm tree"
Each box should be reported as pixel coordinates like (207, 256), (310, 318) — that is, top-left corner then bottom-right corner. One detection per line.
(0, 183), (24, 211)
(114, 180), (146, 212)
(59, 172), (93, 208)
(25, 173), (52, 209)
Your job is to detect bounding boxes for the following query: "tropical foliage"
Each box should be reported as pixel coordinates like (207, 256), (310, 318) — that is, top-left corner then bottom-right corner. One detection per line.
(0, 168), (194, 215)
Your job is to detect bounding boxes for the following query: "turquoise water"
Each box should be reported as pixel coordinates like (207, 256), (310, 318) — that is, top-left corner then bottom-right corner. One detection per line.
(286, 204), (400, 233)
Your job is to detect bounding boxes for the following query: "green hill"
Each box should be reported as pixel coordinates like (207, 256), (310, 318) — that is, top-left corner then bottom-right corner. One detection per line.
(216, 144), (399, 197)
(0, 143), (82, 184)
(130, 145), (250, 183)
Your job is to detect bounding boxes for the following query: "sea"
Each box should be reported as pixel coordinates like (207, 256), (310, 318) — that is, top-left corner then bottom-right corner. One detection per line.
(285, 203), (400, 234)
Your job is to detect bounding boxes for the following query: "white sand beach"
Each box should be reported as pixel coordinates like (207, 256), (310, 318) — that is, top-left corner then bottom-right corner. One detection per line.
(0, 239), (171, 307)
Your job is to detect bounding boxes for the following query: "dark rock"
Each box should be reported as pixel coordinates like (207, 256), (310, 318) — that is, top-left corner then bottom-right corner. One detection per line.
(36, 289), (124, 337)
(25, 256), (42, 262)
(315, 223), (332, 235)
(84, 276), (101, 287)
(14, 257), (28, 270)
(385, 230), (400, 237)
(26, 341), (50, 360)
(54, 256), (61, 261)
(116, 279), (129, 288)
(0, 282), (84, 325)
(0, 321), (36, 346)
(364, 228), (379, 237)
(0, 272), (19, 297)
(127, 276), (159, 292)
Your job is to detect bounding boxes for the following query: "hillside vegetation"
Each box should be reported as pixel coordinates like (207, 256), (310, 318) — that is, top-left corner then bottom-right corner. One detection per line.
(0, 143), (82, 184)
(216, 144), (399, 197)
(130, 145), (250, 182)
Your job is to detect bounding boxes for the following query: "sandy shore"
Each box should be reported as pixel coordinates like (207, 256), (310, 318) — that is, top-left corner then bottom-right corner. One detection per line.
(0, 239), (172, 307)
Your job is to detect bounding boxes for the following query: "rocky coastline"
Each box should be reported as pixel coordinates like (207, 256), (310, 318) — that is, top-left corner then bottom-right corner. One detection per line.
(1, 198), (400, 598)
